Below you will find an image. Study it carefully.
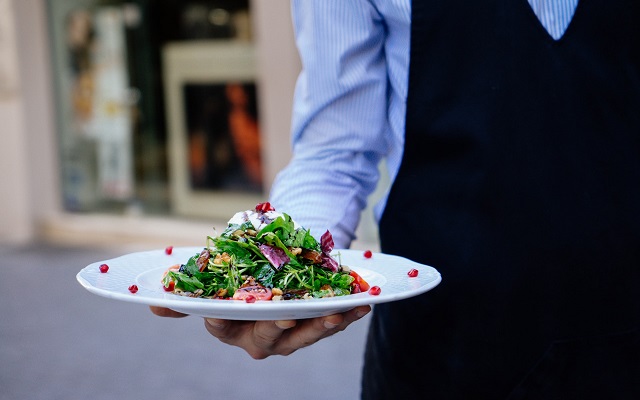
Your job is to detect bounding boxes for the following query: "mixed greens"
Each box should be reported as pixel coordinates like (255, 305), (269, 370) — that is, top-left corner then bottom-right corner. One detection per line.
(162, 202), (367, 301)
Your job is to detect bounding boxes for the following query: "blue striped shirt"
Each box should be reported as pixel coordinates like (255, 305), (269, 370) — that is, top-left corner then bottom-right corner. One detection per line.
(270, 0), (579, 248)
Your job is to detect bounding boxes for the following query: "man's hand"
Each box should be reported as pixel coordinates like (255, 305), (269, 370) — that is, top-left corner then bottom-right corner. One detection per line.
(149, 305), (371, 359)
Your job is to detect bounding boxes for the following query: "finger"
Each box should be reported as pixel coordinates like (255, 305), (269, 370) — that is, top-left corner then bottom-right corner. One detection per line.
(149, 306), (188, 318)
(203, 318), (254, 346)
(250, 320), (297, 355)
(340, 305), (371, 326)
(272, 307), (370, 355)
(317, 305), (371, 334)
(203, 318), (235, 340)
(203, 318), (296, 359)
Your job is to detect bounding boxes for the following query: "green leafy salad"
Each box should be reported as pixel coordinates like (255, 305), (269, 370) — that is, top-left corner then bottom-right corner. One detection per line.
(162, 202), (369, 302)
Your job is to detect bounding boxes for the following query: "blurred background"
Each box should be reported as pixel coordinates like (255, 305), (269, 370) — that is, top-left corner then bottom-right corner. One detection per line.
(0, 1), (381, 398)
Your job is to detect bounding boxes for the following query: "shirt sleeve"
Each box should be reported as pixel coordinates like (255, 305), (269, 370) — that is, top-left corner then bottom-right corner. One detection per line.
(269, 0), (392, 248)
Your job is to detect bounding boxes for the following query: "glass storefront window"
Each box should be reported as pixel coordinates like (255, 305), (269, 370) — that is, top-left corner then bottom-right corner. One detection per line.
(47, 0), (258, 218)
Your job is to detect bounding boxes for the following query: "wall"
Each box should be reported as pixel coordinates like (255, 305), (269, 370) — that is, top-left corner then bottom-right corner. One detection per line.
(0, 0), (33, 242)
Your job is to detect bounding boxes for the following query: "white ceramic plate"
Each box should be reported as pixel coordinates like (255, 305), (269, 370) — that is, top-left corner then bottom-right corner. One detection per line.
(77, 247), (441, 320)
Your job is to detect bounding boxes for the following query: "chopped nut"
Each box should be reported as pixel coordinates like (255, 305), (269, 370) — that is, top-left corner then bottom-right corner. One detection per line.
(272, 287), (283, 296)
(320, 284), (335, 297)
(241, 276), (257, 287)
(213, 252), (231, 265)
(290, 247), (302, 256)
(213, 254), (223, 265)
(272, 295), (283, 301)
(231, 229), (245, 238)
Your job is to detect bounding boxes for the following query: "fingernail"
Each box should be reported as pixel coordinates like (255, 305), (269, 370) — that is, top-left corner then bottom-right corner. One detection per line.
(206, 318), (226, 329)
(275, 320), (296, 329)
(355, 309), (369, 319)
(323, 320), (338, 329)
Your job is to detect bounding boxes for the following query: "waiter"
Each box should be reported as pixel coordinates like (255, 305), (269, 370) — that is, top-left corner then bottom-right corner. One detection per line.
(368, 0), (640, 398)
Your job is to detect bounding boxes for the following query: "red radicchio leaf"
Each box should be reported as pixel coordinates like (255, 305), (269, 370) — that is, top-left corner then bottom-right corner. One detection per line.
(319, 230), (339, 271)
(320, 230), (334, 254)
(259, 244), (289, 270)
(321, 253), (339, 272)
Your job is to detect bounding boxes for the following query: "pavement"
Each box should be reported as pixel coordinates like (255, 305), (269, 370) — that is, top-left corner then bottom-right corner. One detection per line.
(0, 242), (372, 400)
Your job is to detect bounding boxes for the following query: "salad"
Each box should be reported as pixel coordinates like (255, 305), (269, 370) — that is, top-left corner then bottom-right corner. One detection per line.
(162, 202), (370, 302)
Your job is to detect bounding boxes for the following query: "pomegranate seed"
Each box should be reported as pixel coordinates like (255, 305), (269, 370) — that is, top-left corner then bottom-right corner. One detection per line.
(128, 285), (139, 293)
(363, 250), (373, 259)
(368, 286), (381, 296)
(408, 268), (419, 278)
(255, 202), (275, 213)
(165, 246), (173, 255)
(99, 264), (109, 273)
(245, 295), (256, 303)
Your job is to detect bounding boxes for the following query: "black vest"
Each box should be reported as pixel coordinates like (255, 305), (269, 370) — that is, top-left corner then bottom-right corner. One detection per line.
(363, 1), (640, 398)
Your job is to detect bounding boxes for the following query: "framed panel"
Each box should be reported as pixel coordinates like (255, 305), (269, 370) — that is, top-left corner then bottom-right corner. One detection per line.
(163, 41), (263, 219)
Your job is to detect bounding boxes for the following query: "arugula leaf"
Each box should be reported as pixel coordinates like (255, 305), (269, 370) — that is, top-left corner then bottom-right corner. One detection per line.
(221, 221), (255, 237)
(168, 271), (204, 292)
(210, 236), (262, 263)
(181, 252), (202, 276)
(290, 227), (320, 250)
(301, 230), (320, 251)
(255, 263), (276, 287)
(257, 214), (294, 239)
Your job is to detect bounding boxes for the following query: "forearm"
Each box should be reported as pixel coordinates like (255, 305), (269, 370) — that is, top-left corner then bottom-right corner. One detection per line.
(270, 0), (391, 248)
